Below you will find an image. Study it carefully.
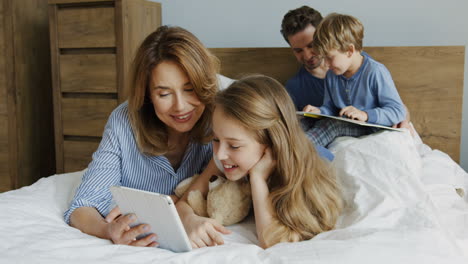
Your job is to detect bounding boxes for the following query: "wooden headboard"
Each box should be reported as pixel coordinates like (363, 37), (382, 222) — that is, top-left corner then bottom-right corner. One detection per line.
(210, 46), (465, 162)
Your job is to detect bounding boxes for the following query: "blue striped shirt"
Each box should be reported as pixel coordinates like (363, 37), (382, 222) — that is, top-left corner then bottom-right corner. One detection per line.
(64, 102), (212, 223)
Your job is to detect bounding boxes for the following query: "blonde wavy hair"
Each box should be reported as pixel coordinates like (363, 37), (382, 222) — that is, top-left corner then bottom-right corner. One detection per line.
(128, 26), (219, 156)
(312, 13), (364, 55)
(215, 75), (343, 247)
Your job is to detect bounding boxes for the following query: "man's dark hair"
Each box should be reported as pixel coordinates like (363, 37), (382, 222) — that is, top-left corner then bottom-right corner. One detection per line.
(281, 6), (323, 43)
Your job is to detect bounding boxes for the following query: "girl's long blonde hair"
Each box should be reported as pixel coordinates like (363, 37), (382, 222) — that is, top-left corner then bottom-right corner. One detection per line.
(215, 75), (342, 247)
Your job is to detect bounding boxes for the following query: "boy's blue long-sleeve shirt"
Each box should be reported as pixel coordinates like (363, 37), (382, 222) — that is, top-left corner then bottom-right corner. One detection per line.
(319, 55), (406, 126)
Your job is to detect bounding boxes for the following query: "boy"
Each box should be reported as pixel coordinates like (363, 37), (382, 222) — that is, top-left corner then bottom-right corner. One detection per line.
(304, 13), (406, 146)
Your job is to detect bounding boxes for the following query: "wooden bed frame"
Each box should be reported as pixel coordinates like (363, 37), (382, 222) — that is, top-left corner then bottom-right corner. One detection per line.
(45, 46), (465, 174)
(211, 46), (465, 162)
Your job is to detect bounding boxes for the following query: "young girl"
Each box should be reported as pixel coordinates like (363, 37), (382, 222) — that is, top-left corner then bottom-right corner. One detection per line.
(181, 75), (343, 249)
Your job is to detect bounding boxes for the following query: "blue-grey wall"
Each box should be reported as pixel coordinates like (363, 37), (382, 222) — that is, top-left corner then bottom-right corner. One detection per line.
(152, 0), (468, 170)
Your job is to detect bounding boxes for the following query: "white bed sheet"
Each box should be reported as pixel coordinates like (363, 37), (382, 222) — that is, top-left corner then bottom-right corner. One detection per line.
(1, 130), (467, 263)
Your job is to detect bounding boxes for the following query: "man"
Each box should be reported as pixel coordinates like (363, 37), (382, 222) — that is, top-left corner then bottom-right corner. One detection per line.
(281, 6), (412, 131)
(281, 6), (327, 111)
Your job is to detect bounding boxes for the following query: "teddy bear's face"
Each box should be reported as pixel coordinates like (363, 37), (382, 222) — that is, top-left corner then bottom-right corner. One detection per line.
(212, 107), (266, 181)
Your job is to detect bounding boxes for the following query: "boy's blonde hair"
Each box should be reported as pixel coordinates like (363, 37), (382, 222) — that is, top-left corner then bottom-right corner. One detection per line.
(215, 75), (343, 247)
(312, 13), (364, 55)
(128, 26), (219, 156)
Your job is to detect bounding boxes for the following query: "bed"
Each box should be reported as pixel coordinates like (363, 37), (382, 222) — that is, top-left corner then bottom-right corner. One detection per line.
(1, 46), (467, 263)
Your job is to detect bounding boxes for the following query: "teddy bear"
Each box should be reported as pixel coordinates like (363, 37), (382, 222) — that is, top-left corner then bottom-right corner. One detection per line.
(174, 174), (252, 226)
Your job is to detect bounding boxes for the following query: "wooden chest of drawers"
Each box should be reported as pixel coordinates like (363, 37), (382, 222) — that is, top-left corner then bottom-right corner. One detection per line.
(48, 0), (161, 173)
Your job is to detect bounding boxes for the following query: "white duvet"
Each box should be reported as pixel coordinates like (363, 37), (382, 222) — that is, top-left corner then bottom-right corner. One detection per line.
(1, 131), (467, 264)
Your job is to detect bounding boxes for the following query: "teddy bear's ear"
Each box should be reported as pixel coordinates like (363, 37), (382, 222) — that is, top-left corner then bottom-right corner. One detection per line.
(208, 176), (225, 190)
(209, 175), (218, 183)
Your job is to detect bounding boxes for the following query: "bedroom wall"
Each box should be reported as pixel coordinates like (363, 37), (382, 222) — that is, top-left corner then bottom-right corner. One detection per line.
(152, 0), (468, 171)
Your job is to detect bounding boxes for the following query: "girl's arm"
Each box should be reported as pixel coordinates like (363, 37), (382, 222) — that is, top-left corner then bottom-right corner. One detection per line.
(176, 158), (231, 248)
(248, 148), (276, 249)
(250, 149), (304, 248)
(250, 175), (275, 249)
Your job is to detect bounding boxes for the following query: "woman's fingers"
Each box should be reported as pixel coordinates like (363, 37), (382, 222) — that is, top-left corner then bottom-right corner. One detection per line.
(114, 213), (136, 233)
(107, 213), (158, 247)
(107, 213), (135, 243)
(122, 223), (150, 243)
(129, 233), (159, 247)
(105, 206), (122, 223)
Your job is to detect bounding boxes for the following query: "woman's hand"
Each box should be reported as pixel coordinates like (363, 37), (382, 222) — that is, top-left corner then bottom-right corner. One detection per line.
(339, 106), (368, 121)
(249, 148), (276, 182)
(183, 213), (231, 249)
(104, 206), (158, 247)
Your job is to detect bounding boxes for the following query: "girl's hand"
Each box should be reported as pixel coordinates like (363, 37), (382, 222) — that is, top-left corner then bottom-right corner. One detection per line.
(339, 106), (368, 121)
(303, 104), (321, 114)
(104, 206), (158, 247)
(249, 148), (276, 182)
(169, 194), (179, 204)
(183, 213), (231, 248)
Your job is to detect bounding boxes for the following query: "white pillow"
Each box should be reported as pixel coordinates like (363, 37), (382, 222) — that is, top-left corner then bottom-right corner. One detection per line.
(217, 74), (235, 90)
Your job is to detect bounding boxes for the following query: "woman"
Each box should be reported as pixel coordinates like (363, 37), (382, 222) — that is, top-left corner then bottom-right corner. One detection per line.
(181, 75), (343, 248)
(65, 26), (222, 247)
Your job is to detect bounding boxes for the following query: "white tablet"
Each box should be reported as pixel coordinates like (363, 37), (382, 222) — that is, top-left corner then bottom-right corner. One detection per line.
(110, 186), (192, 252)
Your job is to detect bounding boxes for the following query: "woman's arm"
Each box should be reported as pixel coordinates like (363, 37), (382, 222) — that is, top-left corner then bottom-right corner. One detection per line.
(70, 206), (157, 247)
(69, 207), (109, 239)
(67, 106), (157, 247)
(176, 158), (231, 248)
